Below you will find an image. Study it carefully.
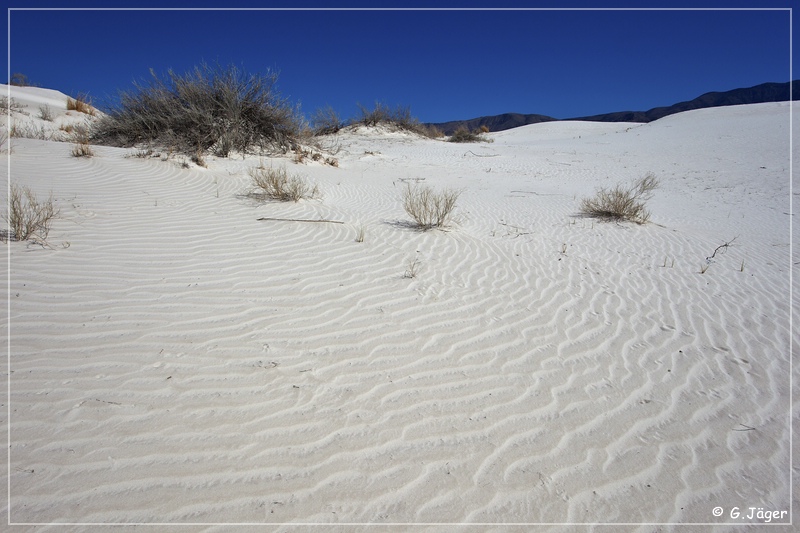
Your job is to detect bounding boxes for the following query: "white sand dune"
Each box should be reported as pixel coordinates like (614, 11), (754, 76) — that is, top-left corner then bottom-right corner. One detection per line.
(1, 84), (795, 531)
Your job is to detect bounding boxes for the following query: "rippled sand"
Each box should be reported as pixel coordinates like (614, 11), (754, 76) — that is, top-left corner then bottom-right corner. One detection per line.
(2, 85), (794, 531)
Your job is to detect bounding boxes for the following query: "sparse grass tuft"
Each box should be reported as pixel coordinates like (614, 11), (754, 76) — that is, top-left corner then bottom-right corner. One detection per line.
(70, 125), (93, 157)
(66, 94), (95, 116)
(71, 142), (94, 157)
(248, 166), (319, 202)
(355, 224), (366, 243)
(404, 257), (421, 279)
(402, 183), (461, 230)
(38, 104), (54, 121)
(4, 184), (59, 241)
(579, 173), (659, 224)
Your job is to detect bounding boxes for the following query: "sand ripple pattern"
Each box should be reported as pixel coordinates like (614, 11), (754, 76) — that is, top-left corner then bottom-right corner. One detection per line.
(5, 104), (792, 527)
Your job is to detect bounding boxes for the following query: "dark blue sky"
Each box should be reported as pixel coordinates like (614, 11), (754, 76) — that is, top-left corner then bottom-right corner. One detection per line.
(4, 1), (795, 123)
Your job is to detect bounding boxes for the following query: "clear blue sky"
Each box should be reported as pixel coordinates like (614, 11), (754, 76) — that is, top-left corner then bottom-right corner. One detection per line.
(4, 1), (795, 123)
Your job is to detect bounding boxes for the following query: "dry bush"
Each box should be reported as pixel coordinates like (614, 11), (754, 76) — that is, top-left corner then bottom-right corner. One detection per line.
(9, 73), (34, 87)
(191, 149), (207, 167)
(9, 122), (52, 140)
(449, 127), (480, 143)
(92, 62), (302, 157)
(66, 94), (95, 116)
(38, 104), (54, 121)
(357, 102), (394, 127)
(449, 127), (489, 143)
(311, 105), (344, 135)
(355, 102), (439, 138)
(403, 257), (421, 278)
(69, 125), (93, 157)
(71, 142), (94, 157)
(248, 166), (319, 202)
(1, 96), (27, 116)
(4, 184), (58, 241)
(579, 173), (659, 224)
(402, 183), (461, 230)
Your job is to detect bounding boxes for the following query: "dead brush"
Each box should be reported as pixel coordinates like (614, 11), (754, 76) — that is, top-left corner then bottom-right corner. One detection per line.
(66, 94), (95, 116)
(579, 173), (659, 224)
(71, 143), (94, 157)
(248, 166), (319, 202)
(4, 184), (59, 241)
(70, 125), (94, 157)
(402, 182), (461, 230)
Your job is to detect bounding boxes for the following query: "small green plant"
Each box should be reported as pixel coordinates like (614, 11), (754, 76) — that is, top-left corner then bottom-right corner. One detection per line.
(248, 166), (319, 202)
(4, 184), (59, 242)
(580, 173), (659, 224)
(401, 183), (461, 230)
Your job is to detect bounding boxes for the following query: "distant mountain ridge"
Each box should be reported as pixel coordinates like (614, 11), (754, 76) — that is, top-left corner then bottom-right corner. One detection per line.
(429, 81), (798, 134)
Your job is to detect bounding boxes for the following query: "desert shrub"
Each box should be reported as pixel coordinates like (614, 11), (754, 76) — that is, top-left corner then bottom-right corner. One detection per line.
(191, 149), (207, 167)
(92, 63), (302, 157)
(38, 104), (54, 121)
(311, 105), (344, 135)
(69, 125), (94, 157)
(1, 96), (27, 115)
(356, 102), (393, 127)
(355, 102), (438, 138)
(248, 166), (319, 202)
(579, 173), (659, 224)
(4, 184), (58, 241)
(418, 123), (444, 138)
(8, 73), (34, 87)
(448, 127), (481, 143)
(66, 94), (95, 116)
(9, 122), (51, 140)
(71, 142), (93, 157)
(402, 183), (461, 230)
